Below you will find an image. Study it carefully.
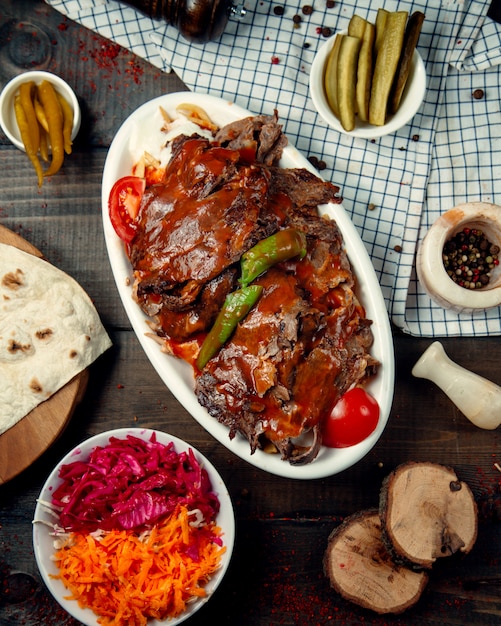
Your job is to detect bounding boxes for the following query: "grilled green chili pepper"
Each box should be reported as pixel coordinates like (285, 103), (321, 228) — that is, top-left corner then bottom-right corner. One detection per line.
(196, 285), (263, 370)
(240, 228), (308, 287)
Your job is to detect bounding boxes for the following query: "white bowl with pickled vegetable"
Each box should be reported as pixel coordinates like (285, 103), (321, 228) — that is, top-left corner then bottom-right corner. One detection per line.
(309, 29), (426, 139)
(33, 428), (235, 626)
(0, 70), (80, 151)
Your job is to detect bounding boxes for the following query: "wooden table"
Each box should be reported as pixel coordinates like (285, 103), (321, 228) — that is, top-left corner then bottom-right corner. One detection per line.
(1, 1), (500, 624)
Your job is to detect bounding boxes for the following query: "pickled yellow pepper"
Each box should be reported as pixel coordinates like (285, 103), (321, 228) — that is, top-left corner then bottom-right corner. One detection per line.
(14, 94), (43, 187)
(39, 126), (49, 163)
(18, 81), (40, 156)
(34, 97), (49, 133)
(14, 78), (75, 184)
(37, 80), (65, 177)
(57, 92), (73, 155)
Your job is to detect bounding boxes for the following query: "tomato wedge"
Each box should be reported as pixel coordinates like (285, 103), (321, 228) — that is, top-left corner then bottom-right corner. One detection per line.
(108, 176), (146, 243)
(322, 387), (380, 448)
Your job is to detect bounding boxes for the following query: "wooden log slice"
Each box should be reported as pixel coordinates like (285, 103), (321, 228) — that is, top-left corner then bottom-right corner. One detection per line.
(323, 509), (428, 614)
(380, 461), (478, 569)
(0, 225), (88, 484)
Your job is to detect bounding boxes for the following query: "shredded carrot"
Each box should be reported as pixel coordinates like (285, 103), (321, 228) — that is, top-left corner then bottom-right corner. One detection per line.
(52, 505), (225, 626)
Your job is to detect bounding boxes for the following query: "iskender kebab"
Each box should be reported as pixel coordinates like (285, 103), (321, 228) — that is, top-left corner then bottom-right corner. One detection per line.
(108, 108), (380, 465)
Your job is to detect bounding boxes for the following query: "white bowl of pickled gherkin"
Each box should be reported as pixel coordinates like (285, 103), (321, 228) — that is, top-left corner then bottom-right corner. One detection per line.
(309, 10), (427, 139)
(0, 70), (80, 184)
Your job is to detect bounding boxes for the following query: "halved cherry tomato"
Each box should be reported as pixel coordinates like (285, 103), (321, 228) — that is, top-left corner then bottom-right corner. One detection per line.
(108, 175), (146, 243)
(322, 387), (380, 448)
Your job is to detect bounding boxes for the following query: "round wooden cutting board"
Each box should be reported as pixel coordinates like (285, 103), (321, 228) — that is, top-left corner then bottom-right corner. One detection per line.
(0, 225), (89, 484)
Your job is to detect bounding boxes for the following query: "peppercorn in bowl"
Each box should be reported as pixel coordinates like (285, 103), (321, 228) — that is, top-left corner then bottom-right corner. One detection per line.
(416, 202), (501, 314)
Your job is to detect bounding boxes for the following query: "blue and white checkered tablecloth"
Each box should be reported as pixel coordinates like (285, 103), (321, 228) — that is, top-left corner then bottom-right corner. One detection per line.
(45, 0), (501, 337)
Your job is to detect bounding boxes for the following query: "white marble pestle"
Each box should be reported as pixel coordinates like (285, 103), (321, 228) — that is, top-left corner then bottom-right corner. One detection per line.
(412, 341), (501, 430)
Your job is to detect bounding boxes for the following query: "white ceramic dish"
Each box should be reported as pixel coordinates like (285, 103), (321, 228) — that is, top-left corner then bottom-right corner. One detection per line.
(33, 427), (235, 626)
(101, 92), (395, 480)
(309, 31), (426, 139)
(0, 70), (81, 151)
(416, 202), (501, 313)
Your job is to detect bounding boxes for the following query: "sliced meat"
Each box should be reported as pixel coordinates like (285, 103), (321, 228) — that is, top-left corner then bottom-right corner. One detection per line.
(126, 113), (377, 464)
(195, 214), (376, 463)
(129, 135), (282, 320)
(272, 167), (342, 209)
(152, 268), (239, 342)
(214, 111), (288, 165)
(130, 137), (271, 285)
(129, 131), (343, 345)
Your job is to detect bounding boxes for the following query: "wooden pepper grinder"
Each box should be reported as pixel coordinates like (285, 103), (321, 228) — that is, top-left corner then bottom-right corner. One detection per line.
(122, 0), (247, 43)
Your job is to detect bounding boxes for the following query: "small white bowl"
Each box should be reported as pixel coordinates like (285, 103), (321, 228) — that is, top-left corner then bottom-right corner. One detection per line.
(0, 70), (81, 151)
(33, 428), (235, 626)
(416, 202), (501, 313)
(309, 32), (426, 139)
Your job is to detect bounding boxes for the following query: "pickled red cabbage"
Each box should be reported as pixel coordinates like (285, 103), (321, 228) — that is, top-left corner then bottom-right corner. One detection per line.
(51, 433), (220, 533)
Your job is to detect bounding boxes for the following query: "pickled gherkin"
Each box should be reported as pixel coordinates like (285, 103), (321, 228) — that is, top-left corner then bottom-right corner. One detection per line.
(369, 11), (408, 126)
(336, 35), (362, 132)
(322, 10), (425, 131)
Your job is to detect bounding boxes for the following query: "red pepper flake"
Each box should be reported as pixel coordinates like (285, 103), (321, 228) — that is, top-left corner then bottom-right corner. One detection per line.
(100, 40), (121, 60)
(57, 22), (68, 32)
(271, 55), (280, 64)
(117, 383), (124, 389)
(81, 37), (123, 71)
(125, 60), (144, 83)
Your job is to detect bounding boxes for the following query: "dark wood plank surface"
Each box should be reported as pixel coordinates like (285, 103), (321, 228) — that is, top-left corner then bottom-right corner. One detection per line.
(1, 1), (501, 624)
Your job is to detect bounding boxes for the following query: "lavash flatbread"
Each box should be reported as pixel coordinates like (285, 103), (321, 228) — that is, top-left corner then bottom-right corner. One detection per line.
(0, 243), (111, 436)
